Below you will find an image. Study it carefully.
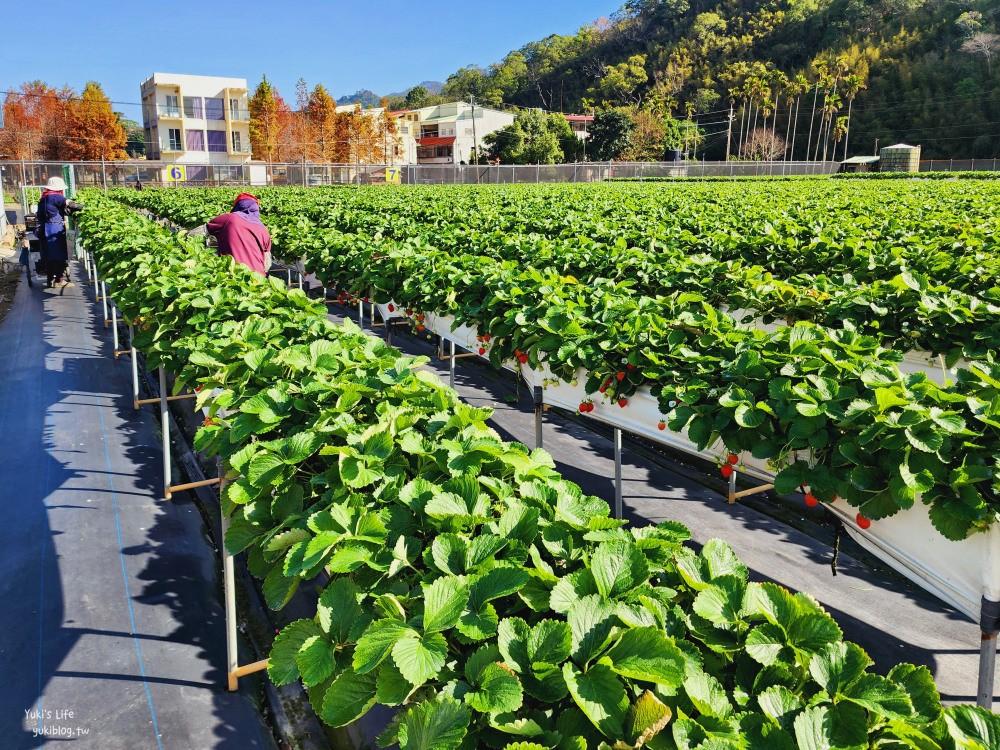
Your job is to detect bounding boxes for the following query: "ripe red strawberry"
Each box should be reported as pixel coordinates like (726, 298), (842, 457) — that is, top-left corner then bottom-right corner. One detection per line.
(579, 402), (588, 412)
(856, 513), (871, 529)
(195, 385), (202, 392)
(416, 314), (425, 323)
(599, 386), (607, 394)
(517, 354), (528, 364)
(478, 347), (486, 355)
(616, 372), (625, 381)
(203, 417), (216, 427)
(618, 398), (628, 408)
(657, 420), (666, 431)
(721, 464), (734, 478)
(416, 325), (425, 332)
(388, 304), (395, 312)
(363, 297), (369, 303)
(804, 493), (818, 508)
(405, 309), (413, 316)
(477, 335), (483, 342)
(626, 364), (636, 371)
(728, 454), (739, 465)
(483, 334), (491, 342)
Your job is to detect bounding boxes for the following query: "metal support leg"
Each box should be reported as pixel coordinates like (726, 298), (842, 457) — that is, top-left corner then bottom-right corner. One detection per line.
(370, 302), (375, 325)
(159, 366), (171, 500)
(220, 470), (240, 691)
(100, 282), (109, 328)
(728, 468), (737, 504)
(978, 596), (999, 709)
(358, 299), (363, 327)
(449, 339), (456, 389)
(111, 302), (119, 355)
(533, 386), (544, 450)
(614, 428), (623, 520)
(130, 324), (140, 409)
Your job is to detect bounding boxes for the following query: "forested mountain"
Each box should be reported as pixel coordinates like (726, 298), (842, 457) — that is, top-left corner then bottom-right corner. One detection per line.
(438, 0), (1000, 159)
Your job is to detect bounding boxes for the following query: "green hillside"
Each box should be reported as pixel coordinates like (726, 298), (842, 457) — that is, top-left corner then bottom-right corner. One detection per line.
(438, 0), (1000, 159)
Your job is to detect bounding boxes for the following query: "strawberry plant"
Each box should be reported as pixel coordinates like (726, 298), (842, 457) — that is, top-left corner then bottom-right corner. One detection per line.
(78, 191), (997, 750)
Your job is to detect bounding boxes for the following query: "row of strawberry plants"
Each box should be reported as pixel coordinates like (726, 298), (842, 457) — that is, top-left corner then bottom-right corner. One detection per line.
(105, 187), (1000, 539)
(107, 186), (1000, 361)
(76, 192), (997, 750)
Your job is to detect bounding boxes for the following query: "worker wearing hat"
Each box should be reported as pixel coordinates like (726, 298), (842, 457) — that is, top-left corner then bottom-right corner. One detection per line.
(206, 193), (272, 275)
(36, 176), (84, 288)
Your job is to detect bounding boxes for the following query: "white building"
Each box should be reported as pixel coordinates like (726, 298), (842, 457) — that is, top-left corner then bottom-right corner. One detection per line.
(140, 73), (251, 181)
(334, 104), (419, 165)
(329, 101), (513, 165)
(414, 102), (515, 164)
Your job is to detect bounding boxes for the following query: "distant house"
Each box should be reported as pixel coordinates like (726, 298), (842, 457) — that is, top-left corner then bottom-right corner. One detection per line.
(840, 155), (880, 173)
(333, 102), (514, 165)
(139, 73), (251, 182)
(414, 102), (515, 164)
(564, 114), (594, 140)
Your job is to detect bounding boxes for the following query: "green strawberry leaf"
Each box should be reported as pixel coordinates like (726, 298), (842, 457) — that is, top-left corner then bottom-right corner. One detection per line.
(397, 698), (471, 750)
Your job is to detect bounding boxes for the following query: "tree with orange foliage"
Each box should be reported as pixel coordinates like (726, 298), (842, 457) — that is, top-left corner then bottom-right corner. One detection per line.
(249, 76), (281, 163)
(307, 84), (337, 162)
(63, 82), (127, 160)
(0, 81), (74, 159)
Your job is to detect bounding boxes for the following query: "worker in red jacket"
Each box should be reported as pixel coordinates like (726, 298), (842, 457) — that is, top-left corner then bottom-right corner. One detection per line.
(206, 193), (272, 275)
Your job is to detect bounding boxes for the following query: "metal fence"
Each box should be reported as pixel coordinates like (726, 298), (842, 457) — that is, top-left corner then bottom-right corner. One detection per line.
(4, 157), (1000, 203)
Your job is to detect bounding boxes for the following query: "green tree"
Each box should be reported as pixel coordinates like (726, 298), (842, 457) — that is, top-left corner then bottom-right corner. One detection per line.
(588, 109), (635, 160)
(442, 67), (504, 108)
(483, 109), (563, 164)
(405, 86), (429, 108)
(117, 116), (145, 158)
(590, 55), (649, 105)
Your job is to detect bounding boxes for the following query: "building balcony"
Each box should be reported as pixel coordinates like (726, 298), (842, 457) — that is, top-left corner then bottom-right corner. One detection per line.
(229, 144), (252, 155)
(160, 139), (184, 153)
(158, 106), (182, 119)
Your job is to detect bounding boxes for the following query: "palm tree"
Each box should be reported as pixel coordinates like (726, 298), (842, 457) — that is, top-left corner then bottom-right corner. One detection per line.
(789, 73), (808, 160)
(820, 92), (842, 162)
(769, 70), (788, 154)
(805, 60), (827, 163)
(840, 74), (866, 160)
(737, 80), (753, 157)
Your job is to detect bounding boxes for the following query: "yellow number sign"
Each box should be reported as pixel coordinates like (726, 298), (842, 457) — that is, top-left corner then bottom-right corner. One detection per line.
(385, 167), (401, 184)
(166, 165), (187, 182)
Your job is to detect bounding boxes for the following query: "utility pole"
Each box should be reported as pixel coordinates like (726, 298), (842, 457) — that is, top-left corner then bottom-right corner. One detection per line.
(470, 95), (479, 183)
(725, 103), (734, 162)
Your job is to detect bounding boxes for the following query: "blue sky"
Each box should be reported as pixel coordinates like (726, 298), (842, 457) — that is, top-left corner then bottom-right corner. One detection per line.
(3, 1), (615, 121)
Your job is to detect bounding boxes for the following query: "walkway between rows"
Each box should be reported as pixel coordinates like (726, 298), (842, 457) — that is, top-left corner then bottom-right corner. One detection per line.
(0, 263), (275, 749)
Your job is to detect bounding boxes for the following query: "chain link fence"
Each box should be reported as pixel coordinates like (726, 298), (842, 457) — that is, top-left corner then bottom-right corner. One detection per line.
(4, 157), (999, 207)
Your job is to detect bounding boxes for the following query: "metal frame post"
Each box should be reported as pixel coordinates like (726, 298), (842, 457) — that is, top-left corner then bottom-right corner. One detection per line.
(449, 339), (456, 389)
(358, 299), (363, 327)
(110, 301), (119, 355)
(100, 282), (109, 328)
(220, 468), (240, 691)
(978, 596), (999, 709)
(533, 386), (544, 450)
(130, 324), (140, 408)
(614, 428), (623, 519)
(159, 366), (172, 500)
